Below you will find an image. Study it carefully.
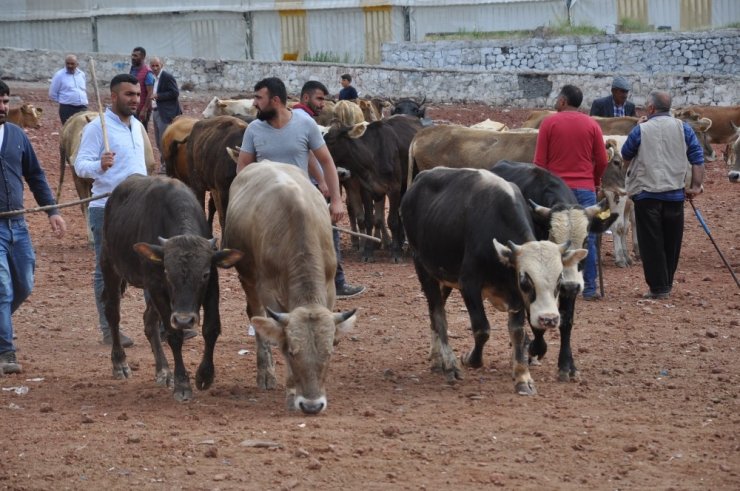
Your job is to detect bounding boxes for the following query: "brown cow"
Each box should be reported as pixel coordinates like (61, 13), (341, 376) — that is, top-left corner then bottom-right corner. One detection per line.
(727, 130), (740, 183)
(187, 115), (248, 231)
(522, 110), (639, 135)
(674, 106), (740, 161)
(58, 111), (157, 242)
(223, 161), (357, 414)
(161, 116), (198, 184)
(357, 99), (381, 122)
(8, 103), (42, 129)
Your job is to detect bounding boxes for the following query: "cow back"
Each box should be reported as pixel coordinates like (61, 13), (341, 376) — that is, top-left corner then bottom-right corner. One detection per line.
(162, 116), (198, 184)
(223, 161), (335, 309)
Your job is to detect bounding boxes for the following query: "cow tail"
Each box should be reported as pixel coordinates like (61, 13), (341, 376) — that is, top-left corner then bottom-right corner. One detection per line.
(406, 139), (417, 190)
(57, 143), (67, 204)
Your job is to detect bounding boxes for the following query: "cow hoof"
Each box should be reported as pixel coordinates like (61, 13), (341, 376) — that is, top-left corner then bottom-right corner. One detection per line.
(362, 256), (375, 263)
(173, 386), (193, 402)
(615, 260), (628, 268)
(515, 381), (537, 396)
(529, 357), (542, 366)
(195, 366), (214, 391)
(155, 369), (174, 388)
(558, 370), (571, 382)
(257, 370), (277, 390)
(112, 363), (132, 380)
(461, 352), (483, 369)
(445, 368), (463, 384)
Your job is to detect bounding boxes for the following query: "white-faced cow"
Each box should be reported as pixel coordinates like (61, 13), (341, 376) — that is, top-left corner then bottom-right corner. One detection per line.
(223, 161), (357, 414)
(101, 175), (242, 401)
(490, 160), (617, 381)
(401, 167), (587, 394)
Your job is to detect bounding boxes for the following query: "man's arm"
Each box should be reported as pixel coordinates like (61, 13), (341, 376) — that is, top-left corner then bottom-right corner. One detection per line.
(683, 121), (705, 198)
(313, 145), (344, 224)
(48, 72), (60, 102)
(74, 123), (106, 178)
(156, 73), (179, 102)
(592, 126), (609, 188)
(237, 150), (256, 174)
(533, 121), (550, 169)
(308, 151), (329, 197)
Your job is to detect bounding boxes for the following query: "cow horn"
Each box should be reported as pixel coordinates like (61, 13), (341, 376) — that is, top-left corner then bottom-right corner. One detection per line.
(506, 240), (522, 254)
(158, 236), (169, 246)
(265, 306), (289, 325)
(558, 240), (572, 254)
(333, 309), (357, 323)
(529, 199), (552, 218)
(209, 237), (218, 249)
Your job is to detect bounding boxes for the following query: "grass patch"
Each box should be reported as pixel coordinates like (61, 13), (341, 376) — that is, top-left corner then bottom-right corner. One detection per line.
(619, 17), (654, 33)
(425, 21), (603, 41)
(301, 51), (359, 64)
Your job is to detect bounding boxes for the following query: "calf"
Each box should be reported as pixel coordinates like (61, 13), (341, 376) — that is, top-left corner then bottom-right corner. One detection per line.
(490, 160), (617, 381)
(401, 167), (586, 394)
(101, 175), (242, 401)
(8, 103), (42, 129)
(223, 161), (357, 414)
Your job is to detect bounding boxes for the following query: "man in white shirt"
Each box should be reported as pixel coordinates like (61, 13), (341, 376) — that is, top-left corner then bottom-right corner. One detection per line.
(48, 54), (89, 125)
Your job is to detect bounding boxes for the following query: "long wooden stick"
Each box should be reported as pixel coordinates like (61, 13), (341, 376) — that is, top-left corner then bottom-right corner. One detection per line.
(0, 194), (111, 218)
(89, 57), (109, 152)
(333, 225), (382, 243)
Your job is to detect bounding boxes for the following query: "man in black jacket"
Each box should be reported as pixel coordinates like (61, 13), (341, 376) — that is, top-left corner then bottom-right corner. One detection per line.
(150, 57), (182, 171)
(590, 76), (636, 118)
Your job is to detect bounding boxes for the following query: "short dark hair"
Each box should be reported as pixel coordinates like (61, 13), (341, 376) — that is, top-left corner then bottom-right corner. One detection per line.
(254, 77), (287, 105)
(0, 80), (9, 97)
(559, 84), (583, 108)
(110, 73), (139, 91)
(133, 46), (147, 57)
(301, 80), (329, 97)
(341, 74), (352, 83)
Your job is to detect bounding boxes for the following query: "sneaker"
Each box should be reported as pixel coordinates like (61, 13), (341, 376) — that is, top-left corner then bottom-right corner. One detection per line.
(0, 351), (22, 374)
(336, 283), (366, 299)
(582, 293), (602, 301)
(642, 291), (670, 300)
(101, 330), (135, 348)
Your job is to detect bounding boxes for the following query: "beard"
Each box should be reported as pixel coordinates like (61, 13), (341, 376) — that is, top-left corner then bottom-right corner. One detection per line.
(256, 106), (277, 121)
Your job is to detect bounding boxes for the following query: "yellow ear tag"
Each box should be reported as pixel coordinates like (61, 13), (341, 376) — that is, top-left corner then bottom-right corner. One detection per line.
(597, 210), (612, 220)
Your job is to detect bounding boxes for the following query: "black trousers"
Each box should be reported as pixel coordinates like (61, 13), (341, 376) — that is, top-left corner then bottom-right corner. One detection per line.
(59, 104), (87, 125)
(633, 198), (684, 295)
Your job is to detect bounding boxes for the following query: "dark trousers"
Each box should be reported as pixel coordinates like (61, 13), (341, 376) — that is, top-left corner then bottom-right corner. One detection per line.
(59, 104), (87, 125)
(633, 198), (684, 295)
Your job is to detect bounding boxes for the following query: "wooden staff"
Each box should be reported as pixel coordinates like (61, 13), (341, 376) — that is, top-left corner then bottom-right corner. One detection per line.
(333, 226), (382, 243)
(0, 194), (111, 218)
(88, 57), (109, 152)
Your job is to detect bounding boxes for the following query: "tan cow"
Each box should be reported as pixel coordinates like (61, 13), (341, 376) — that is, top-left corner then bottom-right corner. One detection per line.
(470, 119), (509, 131)
(522, 110), (639, 135)
(161, 116), (198, 185)
(674, 105), (740, 161)
(201, 96), (256, 119)
(223, 161), (357, 414)
(333, 100), (365, 126)
(57, 111), (157, 242)
(8, 103), (43, 129)
(407, 125), (539, 188)
(356, 99), (381, 122)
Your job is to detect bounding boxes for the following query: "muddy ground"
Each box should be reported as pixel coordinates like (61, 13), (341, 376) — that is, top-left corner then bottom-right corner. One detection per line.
(1, 83), (738, 490)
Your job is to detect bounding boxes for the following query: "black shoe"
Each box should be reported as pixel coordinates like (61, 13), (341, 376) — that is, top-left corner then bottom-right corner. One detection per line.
(101, 330), (135, 348)
(0, 351), (22, 374)
(336, 283), (366, 299)
(642, 291), (670, 300)
(582, 293), (602, 301)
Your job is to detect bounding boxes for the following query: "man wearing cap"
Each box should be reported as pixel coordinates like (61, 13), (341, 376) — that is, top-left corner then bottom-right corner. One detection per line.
(590, 76), (636, 118)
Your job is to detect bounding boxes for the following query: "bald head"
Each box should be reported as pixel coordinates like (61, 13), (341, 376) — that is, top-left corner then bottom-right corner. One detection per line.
(150, 57), (163, 76)
(648, 90), (672, 113)
(65, 54), (78, 73)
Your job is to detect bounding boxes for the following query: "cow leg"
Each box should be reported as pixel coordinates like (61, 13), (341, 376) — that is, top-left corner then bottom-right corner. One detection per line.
(142, 297), (173, 388)
(556, 294), (578, 382)
(386, 190), (404, 263)
(343, 179), (362, 250)
(148, 289), (192, 401)
(508, 310), (536, 396)
(528, 328), (548, 364)
(196, 271), (221, 391)
(363, 196), (384, 262)
(414, 260), (461, 382)
(102, 260), (130, 380)
(459, 284), (490, 370)
(241, 278), (277, 390)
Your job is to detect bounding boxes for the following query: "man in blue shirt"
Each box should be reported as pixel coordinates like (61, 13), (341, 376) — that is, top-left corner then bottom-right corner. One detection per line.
(621, 90), (704, 299)
(48, 54), (89, 124)
(0, 80), (66, 374)
(338, 74), (359, 101)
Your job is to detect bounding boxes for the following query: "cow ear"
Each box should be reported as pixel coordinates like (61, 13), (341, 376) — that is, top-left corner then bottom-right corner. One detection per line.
(213, 248), (243, 268)
(562, 248), (588, 268)
(492, 239), (514, 266)
(251, 316), (285, 345)
(133, 242), (164, 264)
(348, 123), (367, 139)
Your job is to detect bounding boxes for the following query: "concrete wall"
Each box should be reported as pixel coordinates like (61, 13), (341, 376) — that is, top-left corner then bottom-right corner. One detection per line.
(382, 29), (740, 77)
(1, 47), (737, 108)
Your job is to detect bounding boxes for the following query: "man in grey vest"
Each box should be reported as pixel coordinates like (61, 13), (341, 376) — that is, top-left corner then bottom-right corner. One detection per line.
(620, 90), (704, 300)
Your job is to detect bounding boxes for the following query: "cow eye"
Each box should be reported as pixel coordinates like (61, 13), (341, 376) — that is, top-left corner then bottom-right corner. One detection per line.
(519, 273), (533, 293)
(202, 271), (210, 281)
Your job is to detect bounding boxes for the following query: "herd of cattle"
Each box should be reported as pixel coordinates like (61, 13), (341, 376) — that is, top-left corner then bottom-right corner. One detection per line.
(11, 95), (739, 414)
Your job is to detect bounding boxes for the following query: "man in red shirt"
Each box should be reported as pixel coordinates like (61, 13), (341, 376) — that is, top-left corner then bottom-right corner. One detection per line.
(534, 84), (608, 300)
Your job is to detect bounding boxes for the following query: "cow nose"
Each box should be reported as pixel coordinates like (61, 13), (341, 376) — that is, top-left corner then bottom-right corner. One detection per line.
(171, 312), (199, 329)
(538, 314), (560, 329)
(296, 396), (327, 415)
(729, 172), (739, 182)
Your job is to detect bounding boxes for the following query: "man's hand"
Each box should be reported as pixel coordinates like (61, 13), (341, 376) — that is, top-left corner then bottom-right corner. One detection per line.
(49, 214), (66, 239)
(101, 151), (115, 171)
(329, 200), (344, 224)
(686, 185), (703, 199)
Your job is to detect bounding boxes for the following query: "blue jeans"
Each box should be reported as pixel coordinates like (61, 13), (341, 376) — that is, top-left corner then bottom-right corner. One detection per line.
(0, 218), (35, 353)
(88, 206), (109, 333)
(571, 189), (598, 296)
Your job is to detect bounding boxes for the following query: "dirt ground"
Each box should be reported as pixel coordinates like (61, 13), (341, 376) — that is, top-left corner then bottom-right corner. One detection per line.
(1, 83), (738, 490)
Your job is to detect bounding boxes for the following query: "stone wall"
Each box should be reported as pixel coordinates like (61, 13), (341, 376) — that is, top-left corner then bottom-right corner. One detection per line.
(1, 47), (737, 108)
(382, 29), (740, 77)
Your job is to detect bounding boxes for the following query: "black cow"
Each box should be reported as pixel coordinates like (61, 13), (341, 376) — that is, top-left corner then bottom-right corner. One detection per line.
(101, 175), (242, 401)
(391, 97), (426, 119)
(490, 160), (617, 381)
(324, 115), (422, 262)
(401, 167), (587, 395)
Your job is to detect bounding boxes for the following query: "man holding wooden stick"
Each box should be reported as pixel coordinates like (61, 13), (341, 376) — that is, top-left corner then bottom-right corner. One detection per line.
(74, 73), (148, 347)
(0, 80), (66, 374)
